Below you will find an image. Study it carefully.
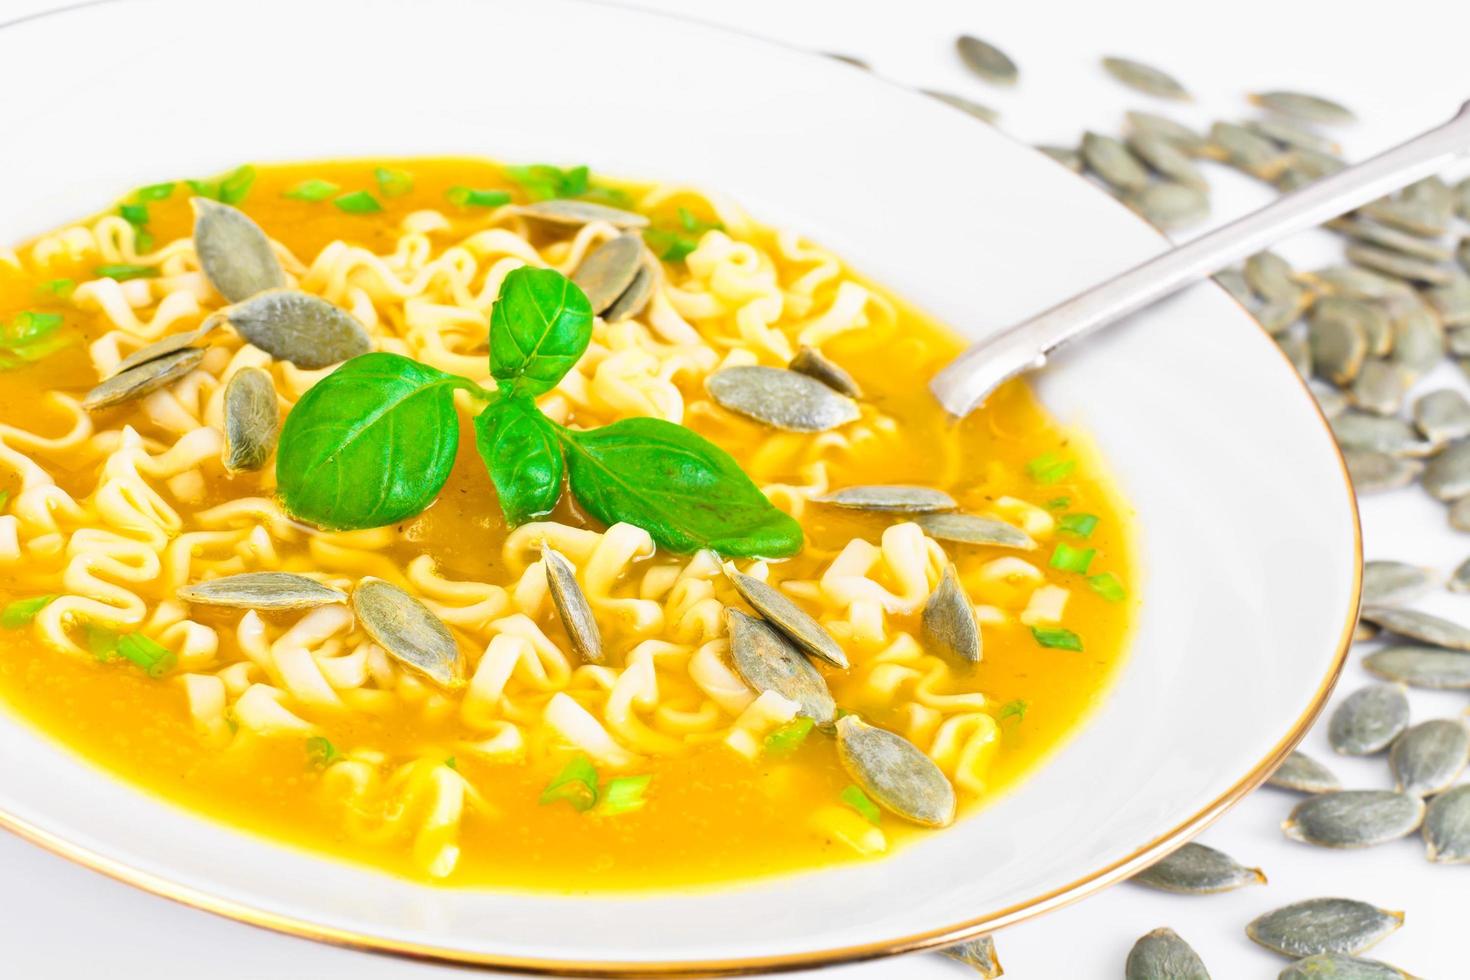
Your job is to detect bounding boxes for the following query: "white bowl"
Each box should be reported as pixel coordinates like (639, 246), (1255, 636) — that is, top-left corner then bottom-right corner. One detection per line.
(0, 0), (1358, 972)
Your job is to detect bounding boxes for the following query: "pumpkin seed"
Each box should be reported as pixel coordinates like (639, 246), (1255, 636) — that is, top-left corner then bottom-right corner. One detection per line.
(1245, 251), (1301, 303)
(542, 544), (603, 665)
(602, 259), (655, 323)
(1422, 442), (1470, 500)
(725, 608), (835, 725)
(1307, 266), (1415, 302)
(834, 715), (955, 827)
(1267, 750), (1341, 794)
(1346, 451), (1422, 493)
(1423, 783), (1470, 862)
(1460, 237), (1470, 274)
(1124, 928), (1210, 980)
(1390, 718), (1469, 796)
(1081, 132), (1149, 193)
(1362, 561), (1436, 606)
(1347, 245), (1453, 287)
(939, 935), (1002, 978)
(1428, 275), (1470, 327)
(1131, 841), (1264, 894)
(1448, 495), (1470, 532)
(955, 35), (1017, 86)
(1364, 645), (1470, 689)
(221, 367), (278, 473)
(1327, 218), (1454, 263)
(1127, 182), (1209, 230)
(814, 485), (956, 513)
(1247, 898), (1403, 958)
(1331, 412), (1439, 457)
(789, 345), (862, 398)
(1327, 683), (1409, 756)
(192, 198), (287, 303)
(725, 567), (847, 669)
(921, 564), (981, 665)
(1308, 302), (1369, 384)
(1211, 121), (1287, 180)
(1278, 331), (1311, 374)
(1101, 57), (1189, 101)
(1127, 134), (1207, 189)
(822, 52), (869, 70)
(1309, 380), (1347, 418)
(1278, 954), (1415, 980)
(706, 365), (860, 432)
(512, 200), (649, 229)
(1457, 177), (1470, 220)
(112, 320), (216, 375)
(1348, 360), (1407, 416)
(1390, 306), (1444, 380)
(571, 232), (643, 315)
(1362, 605), (1470, 649)
(1250, 91), (1356, 125)
(1450, 555), (1470, 592)
(1259, 295), (1311, 336)
(922, 89), (1000, 124)
(214, 289), (370, 369)
(1360, 198), (1449, 239)
(1213, 268), (1255, 307)
(1413, 390), (1470, 443)
(1126, 111), (1212, 155)
(82, 347), (205, 411)
(352, 577), (461, 688)
(915, 512), (1036, 550)
(1283, 790), (1425, 848)
(1035, 144), (1083, 172)
(178, 571), (347, 610)
(1247, 117), (1339, 154)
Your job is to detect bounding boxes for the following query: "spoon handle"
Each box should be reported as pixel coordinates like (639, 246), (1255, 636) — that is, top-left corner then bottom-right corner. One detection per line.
(930, 99), (1470, 417)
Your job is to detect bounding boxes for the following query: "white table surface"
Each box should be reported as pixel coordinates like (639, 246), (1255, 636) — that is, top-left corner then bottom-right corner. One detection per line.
(2, 0), (1468, 976)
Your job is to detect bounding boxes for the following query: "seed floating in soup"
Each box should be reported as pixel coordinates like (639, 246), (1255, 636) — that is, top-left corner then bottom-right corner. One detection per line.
(0, 159), (1133, 887)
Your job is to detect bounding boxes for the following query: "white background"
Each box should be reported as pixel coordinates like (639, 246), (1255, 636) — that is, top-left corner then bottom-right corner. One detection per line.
(2, 0), (1468, 976)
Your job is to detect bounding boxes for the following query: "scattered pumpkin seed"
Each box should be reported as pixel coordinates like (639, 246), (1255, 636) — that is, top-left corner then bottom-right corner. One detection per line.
(1447, 495), (1470, 532)
(1267, 750), (1341, 794)
(1248, 116), (1339, 154)
(512, 200), (649, 229)
(706, 365), (860, 432)
(1278, 331), (1312, 374)
(178, 572), (347, 610)
(571, 232), (643, 315)
(542, 544), (603, 665)
(1327, 218), (1454, 263)
(1427, 276), (1470, 326)
(1309, 380), (1348, 418)
(1247, 898), (1403, 958)
(192, 198), (287, 303)
(1127, 111), (1213, 155)
(1389, 304), (1444, 379)
(835, 715), (955, 827)
(1127, 181), (1209, 230)
(1347, 245), (1453, 287)
(923, 89), (1000, 124)
(921, 564), (981, 665)
(1364, 645), (1470, 689)
(1101, 57), (1189, 100)
(1035, 144), (1083, 172)
(1309, 302), (1369, 384)
(1331, 411), (1439, 457)
(1124, 928), (1210, 980)
(915, 512), (1036, 550)
(1246, 251), (1302, 303)
(1348, 360), (1407, 416)
(1131, 842), (1264, 894)
(1213, 268), (1254, 307)
(352, 577), (461, 688)
(1081, 132), (1149, 193)
(112, 321), (216, 375)
(1307, 265), (1415, 302)
(82, 347), (205, 411)
(1211, 121), (1287, 180)
(1346, 451), (1422, 492)
(788, 346), (862, 398)
(725, 567), (848, 669)
(222, 366), (278, 472)
(1127, 134), (1207, 190)
(1278, 954), (1415, 980)
(1362, 561), (1436, 606)
(1360, 198), (1449, 239)
(726, 608), (835, 725)
(1250, 91), (1356, 125)
(814, 485), (957, 513)
(602, 258), (655, 323)
(939, 935), (1002, 978)
(1327, 683), (1409, 756)
(1423, 783), (1470, 863)
(1360, 605), (1470, 649)
(955, 35), (1017, 86)
(213, 289), (371, 370)
(1390, 718), (1469, 796)
(1283, 790), (1425, 848)
(1451, 555), (1470, 592)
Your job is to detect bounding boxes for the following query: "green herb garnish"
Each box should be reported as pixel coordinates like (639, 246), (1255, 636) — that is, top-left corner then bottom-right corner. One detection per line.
(334, 190), (383, 214)
(444, 756), (457, 770)
(189, 165), (256, 205)
(87, 626), (118, 662)
(505, 163), (590, 200)
(1049, 542), (1095, 574)
(114, 633), (176, 678)
(997, 698), (1029, 723)
(135, 182), (176, 202)
(95, 264), (159, 282)
(1088, 572), (1127, 603)
(0, 490), (9, 511)
(0, 311), (70, 369)
(1045, 496), (1071, 510)
(840, 785), (882, 825)
(275, 267), (801, 556)
(764, 716), (815, 757)
(119, 203), (149, 226)
(36, 278), (75, 299)
(1, 595), (57, 628)
(446, 186), (511, 208)
(539, 754), (598, 811)
(1031, 626), (1083, 651)
(599, 774), (652, 815)
(1026, 451), (1076, 485)
(1058, 513), (1099, 538)
(283, 178), (340, 202)
(374, 167), (414, 198)
(306, 736), (337, 769)
(644, 207), (724, 261)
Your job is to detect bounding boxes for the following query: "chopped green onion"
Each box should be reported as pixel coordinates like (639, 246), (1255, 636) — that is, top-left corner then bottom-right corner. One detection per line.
(997, 698), (1029, 723)
(1058, 513), (1099, 538)
(374, 166), (414, 198)
(119, 203), (149, 226)
(1026, 451), (1076, 485)
(840, 784), (882, 825)
(134, 229), (155, 254)
(1031, 626), (1083, 651)
(218, 165), (256, 205)
(644, 207), (723, 262)
(599, 774), (652, 815)
(36, 278), (75, 299)
(445, 186), (511, 208)
(114, 633), (176, 678)
(1045, 496), (1071, 510)
(763, 716), (815, 757)
(505, 163), (590, 201)
(539, 754), (598, 811)
(283, 178), (340, 202)
(0, 490), (9, 511)
(333, 190), (383, 214)
(0, 312), (69, 368)
(95, 264), (159, 282)
(1, 595), (57, 629)
(1088, 572), (1127, 603)
(1049, 542), (1096, 574)
(306, 736), (337, 769)
(86, 626), (118, 662)
(7, 311), (63, 341)
(580, 184), (634, 208)
(135, 182), (176, 202)
(444, 756), (457, 770)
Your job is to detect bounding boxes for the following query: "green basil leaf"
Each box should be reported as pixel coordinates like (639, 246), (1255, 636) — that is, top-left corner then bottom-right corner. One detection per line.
(474, 396), (564, 525)
(277, 353), (462, 529)
(489, 267), (593, 399)
(560, 417), (802, 556)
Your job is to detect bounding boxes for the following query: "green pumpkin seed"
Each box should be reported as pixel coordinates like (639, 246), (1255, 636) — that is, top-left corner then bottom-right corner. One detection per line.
(1268, 750), (1341, 794)
(1361, 605), (1470, 648)
(939, 935), (1002, 978)
(915, 512), (1036, 550)
(1131, 841), (1264, 894)
(1127, 134), (1208, 190)
(1211, 121), (1287, 180)
(1364, 645), (1470, 689)
(1245, 251), (1301, 303)
(1456, 177), (1470, 221)
(921, 564), (981, 665)
(1360, 198), (1449, 238)
(706, 365), (860, 432)
(1331, 412), (1439, 457)
(789, 346), (862, 398)
(1451, 555), (1470, 592)
(1127, 111), (1212, 155)
(1081, 132), (1149, 193)
(222, 366), (278, 473)
(835, 715), (955, 827)
(1308, 302), (1369, 384)
(1124, 928), (1210, 980)
(1213, 268), (1255, 307)
(1247, 898), (1403, 958)
(1355, 620), (1382, 644)
(1327, 218), (1454, 263)
(1278, 954), (1416, 980)
(823, 52), (869, 70)
(352, 577), (462, 688)
(1448, 495), (1470, 532)
(82, 347), (205, 411)
(1390, 718), (1469, 796)
(512, 200), (649, 229)
(726, 567), (847, 669)
(923, 89), (1001, 124)
(1362, 561), (1436, 606)
(602, 259), (655, 322)
(571, 232), (643, 315)
(726, 608), (835, 724)
(1390, 305), (1444, 379)
(1346, 451), (1422, 493)
(1309, 380), (1348, 419)
(1423, 783), (1470, 862)
(1328, 683), (1409, 756)
(112, 320), (217, 375)
(1127, 182), (1209, 230)
(1428, 276), (1470, 327)
(1423, 440), (1470, 499)
(1259, 295), (1312, 336)
(214, 289), (371, 369)
(542, 544), (603, 666)
(192, 198), (287, 303)
(1247, 117), (1340, 154)
(1278, 331), (1312, 374)
(1035, 144), (1083, 172)
(955, 35), (1017, 86)
(1101, 57), (1189, 101)
(178, 571), (347, 610)
(1348, 360), (1407, 416)
(815, 485), (956, 513)
(1414, 390), (1470, 442)
(1306, 266), (1414, 302)
(1250, 91), (1356, 125)
(1347, 245), (1453, 287)
(1283, 790), (1425, 848)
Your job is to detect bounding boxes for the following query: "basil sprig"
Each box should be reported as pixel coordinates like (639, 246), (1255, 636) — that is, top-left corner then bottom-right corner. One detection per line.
(276, 268), (802, 557)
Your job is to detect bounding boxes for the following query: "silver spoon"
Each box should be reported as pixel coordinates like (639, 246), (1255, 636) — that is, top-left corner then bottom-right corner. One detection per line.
(930, 100), (1470, 416)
